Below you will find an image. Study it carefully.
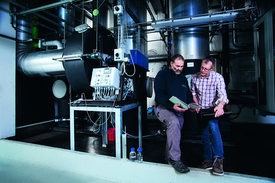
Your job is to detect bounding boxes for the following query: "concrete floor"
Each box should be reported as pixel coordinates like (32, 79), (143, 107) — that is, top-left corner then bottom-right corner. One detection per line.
(8, 118), (275, 180)
(1, 139), (274, 183)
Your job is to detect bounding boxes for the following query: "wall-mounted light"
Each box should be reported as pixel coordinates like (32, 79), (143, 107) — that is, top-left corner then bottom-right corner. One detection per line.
(74, 23), (90, 33)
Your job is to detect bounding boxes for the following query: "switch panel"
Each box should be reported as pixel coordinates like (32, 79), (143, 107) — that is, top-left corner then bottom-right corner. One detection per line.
(114, 48), (125, 61)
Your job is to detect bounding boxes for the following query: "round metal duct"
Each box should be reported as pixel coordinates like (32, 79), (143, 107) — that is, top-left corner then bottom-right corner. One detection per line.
(17, 48), (65, 77)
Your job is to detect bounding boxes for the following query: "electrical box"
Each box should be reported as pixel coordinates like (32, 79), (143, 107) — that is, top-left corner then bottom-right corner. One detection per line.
(114, 48), (125, 61)
(114, 5), (123, 15)
(90, 67), (120, 89)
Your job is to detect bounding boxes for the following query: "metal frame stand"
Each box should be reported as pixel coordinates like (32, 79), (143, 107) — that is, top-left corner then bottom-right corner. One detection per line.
(70, 102), (141, 158)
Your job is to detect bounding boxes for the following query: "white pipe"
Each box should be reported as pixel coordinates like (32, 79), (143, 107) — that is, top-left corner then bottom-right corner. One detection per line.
(42, 40), (63, 49)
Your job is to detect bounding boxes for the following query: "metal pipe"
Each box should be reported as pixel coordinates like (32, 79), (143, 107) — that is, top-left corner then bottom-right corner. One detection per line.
(42, 40), (63, 49)
(16, 119), (55, 129)
(152, 12), (239, 30)
(15, 5), (66, 77)
(17, 47), (65, 77)
(44, 11), (75, 28)
(138, 26), (141, 51)
(34, 13), (65, 31)
(231, 5), (251, 48)
(70, 3), (104, 28)
(138, 105), (142, 148)
(8, 0), (74, 35)
(0, 33), (17, 41)
(17, 0), (81, 15)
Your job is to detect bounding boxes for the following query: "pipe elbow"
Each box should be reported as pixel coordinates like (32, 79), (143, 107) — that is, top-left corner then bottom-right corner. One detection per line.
(42, 40), (63, 49)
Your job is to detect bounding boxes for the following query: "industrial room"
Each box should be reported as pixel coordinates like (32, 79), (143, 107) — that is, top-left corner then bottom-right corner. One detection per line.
(0, 0), (275, 182)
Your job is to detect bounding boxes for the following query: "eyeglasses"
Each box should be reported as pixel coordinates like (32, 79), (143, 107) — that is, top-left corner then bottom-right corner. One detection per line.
(201, 66), (212, 71)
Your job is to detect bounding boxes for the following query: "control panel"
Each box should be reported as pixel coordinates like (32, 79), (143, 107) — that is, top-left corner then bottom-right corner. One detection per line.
(90, 67), (120, 89)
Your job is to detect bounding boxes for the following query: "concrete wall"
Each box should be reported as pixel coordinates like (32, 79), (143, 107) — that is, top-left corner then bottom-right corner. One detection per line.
(0, 1), (16, 138)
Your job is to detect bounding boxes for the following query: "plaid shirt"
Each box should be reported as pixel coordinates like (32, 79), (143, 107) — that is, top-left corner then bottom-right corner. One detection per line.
(190, 71), (229, 109)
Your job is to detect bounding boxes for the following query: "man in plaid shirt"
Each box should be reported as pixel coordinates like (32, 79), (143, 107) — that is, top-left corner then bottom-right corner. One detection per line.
(190, 56), (229, 176)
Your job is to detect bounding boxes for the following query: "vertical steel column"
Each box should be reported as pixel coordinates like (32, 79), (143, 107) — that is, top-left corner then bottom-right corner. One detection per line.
(222, 25), (230, 86)
(138, 105), (142, 148)
(101, 112), (108, 147)
(138, 26), (141, 51)
(115, 108), (122, 158)
(70, 107), (75, 151)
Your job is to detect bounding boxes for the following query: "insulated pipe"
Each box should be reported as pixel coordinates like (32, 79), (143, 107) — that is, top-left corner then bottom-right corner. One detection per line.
(16, 13), (65, 77)
(17, 47), (65, 77)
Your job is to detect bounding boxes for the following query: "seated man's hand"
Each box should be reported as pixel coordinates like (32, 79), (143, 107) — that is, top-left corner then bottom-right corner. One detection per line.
(214, 105), (224, 117)
(173, 104), (188, 112)
(189, 107), (201, 113)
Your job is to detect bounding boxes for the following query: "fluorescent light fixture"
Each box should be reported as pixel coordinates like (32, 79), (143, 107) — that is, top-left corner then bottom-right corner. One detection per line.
(152, 12), (238, 29)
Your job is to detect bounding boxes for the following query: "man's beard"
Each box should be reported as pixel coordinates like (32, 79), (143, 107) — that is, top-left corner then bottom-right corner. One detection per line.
(171, 67), (181, 75)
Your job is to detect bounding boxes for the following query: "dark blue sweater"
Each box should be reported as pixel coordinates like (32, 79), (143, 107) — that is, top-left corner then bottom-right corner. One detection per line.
(154, 67), (193, 111)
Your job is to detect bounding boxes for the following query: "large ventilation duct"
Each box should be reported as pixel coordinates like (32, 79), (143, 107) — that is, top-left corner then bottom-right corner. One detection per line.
(170, 0), (209, 63)
(17, 48), (65, 77)
(16, 15), (65, 77)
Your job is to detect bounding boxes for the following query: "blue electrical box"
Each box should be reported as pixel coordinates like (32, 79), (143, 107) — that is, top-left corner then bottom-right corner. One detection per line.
(129, 50), (149, 70)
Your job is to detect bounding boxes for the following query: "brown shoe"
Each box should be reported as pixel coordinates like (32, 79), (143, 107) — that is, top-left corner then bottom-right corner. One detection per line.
(198, 160), (213, 170)
(212, 157), (224, 176)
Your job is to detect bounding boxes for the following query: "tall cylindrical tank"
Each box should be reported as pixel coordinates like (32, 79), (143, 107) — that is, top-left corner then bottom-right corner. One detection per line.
(169, 0), (209, 136)
(169, 0), (209, 61)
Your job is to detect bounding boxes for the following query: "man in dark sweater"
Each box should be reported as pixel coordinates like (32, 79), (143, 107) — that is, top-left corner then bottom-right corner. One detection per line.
(154, 54), (193, 173)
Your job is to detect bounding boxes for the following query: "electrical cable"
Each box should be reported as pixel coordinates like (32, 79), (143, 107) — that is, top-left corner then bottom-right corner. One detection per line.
(97, 0), (106, 9)
(119, 62), (125, 75)
(81, 92), (117, 126)
(122, 130), (161, 139)
(90, 114), (101, 134)
(228, 104), (244, 120)
(123, 51), (136, 77)
(245, 7), (258, 21)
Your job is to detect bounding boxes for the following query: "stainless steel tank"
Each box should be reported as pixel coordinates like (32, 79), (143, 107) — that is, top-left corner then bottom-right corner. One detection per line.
(169, 0), (209, 60)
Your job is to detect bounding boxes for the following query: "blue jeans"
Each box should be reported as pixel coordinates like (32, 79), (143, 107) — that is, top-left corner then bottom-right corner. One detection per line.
(201, 120), (224, 161)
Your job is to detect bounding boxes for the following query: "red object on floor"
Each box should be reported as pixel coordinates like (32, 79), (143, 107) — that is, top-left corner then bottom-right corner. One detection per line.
(107, 128), (115, 141)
